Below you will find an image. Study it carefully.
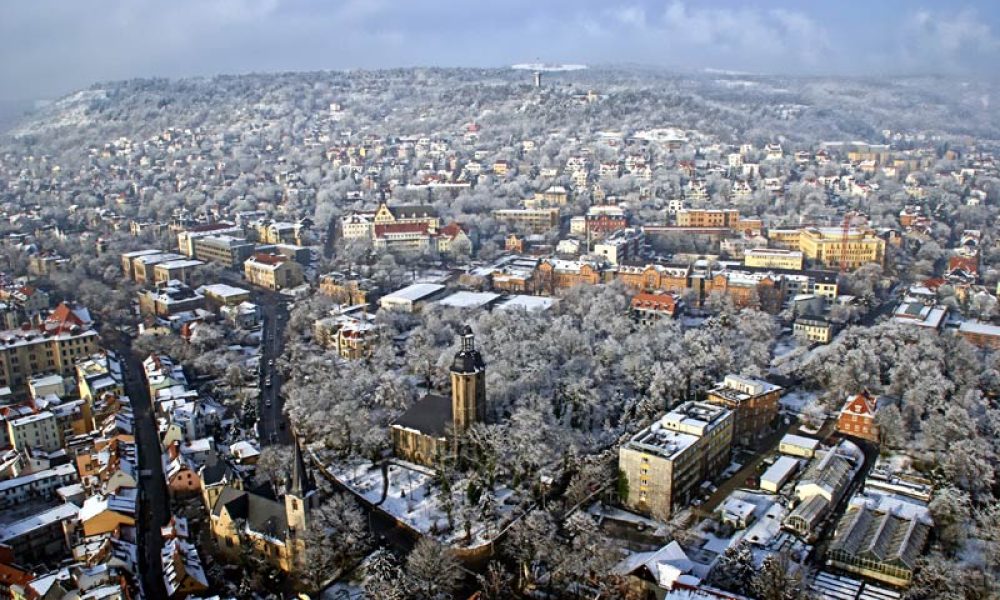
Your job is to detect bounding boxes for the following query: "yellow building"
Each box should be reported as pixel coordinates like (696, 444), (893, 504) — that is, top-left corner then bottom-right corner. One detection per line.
(675, 209), (740, 228)
(208, 441), (316, 573)
(794, 316), (836, 343)
(798, 227), (885, 270)
(744, 248), (804, 270)
(243, 254), (305, 291)
(0, 304), (100, 395)
(766, 229), (801, 250)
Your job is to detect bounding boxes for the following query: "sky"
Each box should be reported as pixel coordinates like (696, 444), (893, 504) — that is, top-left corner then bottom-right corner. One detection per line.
(1, 0), (999, 102)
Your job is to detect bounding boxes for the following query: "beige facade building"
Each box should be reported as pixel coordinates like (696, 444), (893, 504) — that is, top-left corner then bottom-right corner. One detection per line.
(0, 304), (99, 395)
(798, 227), (885, 270)
(619, 401), (734, 520)
(744, 248), (804, 271)
(243, 254), (304, 291)
(7, 410), (62, 452)
(491, 208), (560, 233)
(192, 235), (255, 268)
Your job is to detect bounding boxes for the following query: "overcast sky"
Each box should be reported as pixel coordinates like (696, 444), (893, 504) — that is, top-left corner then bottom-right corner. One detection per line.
(1, 0), (999, 102)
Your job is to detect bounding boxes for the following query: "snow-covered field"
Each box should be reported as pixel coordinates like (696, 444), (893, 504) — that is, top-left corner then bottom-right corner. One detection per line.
(779, 389), (818, 414)
(324, 458), (522, 548)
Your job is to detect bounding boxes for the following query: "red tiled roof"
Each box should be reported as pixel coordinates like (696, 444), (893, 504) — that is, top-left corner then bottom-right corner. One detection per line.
(439, 223), (464, 238)
(374, 223), (429, 237)
(250, 253), (287, 266)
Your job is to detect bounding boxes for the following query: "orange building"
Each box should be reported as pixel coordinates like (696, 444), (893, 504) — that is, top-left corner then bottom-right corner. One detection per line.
(836, 391), (879, 443)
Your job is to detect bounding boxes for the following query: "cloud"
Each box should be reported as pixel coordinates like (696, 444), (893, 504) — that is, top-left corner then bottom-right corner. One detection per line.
(903, 8), (998, 65)
(0, 1), (997, 102)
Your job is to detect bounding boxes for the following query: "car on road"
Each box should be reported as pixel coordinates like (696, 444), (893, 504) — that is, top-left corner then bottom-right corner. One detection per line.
(266, 399), (272, 408)
(264, 377), (272, 387)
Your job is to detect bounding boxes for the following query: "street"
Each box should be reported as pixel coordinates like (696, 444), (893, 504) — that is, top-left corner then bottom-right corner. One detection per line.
(253, 288), (292, 447)
(113, 338), (170, 600)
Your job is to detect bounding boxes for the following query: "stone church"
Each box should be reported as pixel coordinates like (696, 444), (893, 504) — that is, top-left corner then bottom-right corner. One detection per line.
(391, 326), (486, 466)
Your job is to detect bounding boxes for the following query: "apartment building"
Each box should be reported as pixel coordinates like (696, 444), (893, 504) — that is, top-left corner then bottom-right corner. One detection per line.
(593, 228), (643, 266)
(705, 375), (782, 446)
(676, 209), (740, 228)
(138, 282), (206, 318)
(191, 235), (255, 268)
(152, 259), (204, 286)
(0, 304), (99, 394)
(491, 208), (560, 233)
(619, 401), (734, 520)
(176, 222), (244, 257)
(243, 254), (304, 291)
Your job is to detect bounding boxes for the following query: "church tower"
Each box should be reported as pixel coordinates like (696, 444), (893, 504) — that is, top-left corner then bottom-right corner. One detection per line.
(285, 436), (317, 538)
(450, 326), (486, 434)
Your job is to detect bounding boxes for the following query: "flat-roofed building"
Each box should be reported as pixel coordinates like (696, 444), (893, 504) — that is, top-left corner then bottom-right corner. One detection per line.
(760, 456), (799, 493)
(197, 283), (252, 307)
(192, 235), (255, 268)
(176, 222), (244, 257)
(243, 254), (304, 291)
(744, 248), (804, 271)
(779, 433), (820, 458)
(378, 283), (447, 313)
(705, 374), (782, 446)
(619, 401), (734, 520)
(491, 208), (560, 233)
(138, 282), (206, 318)
(153, 259), (204, 285)
(958, 320), (1000, 350)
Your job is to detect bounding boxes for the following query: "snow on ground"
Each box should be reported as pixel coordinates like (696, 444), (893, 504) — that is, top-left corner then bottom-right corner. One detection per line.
(588, 502), (668, 534)
(779, 389), (818, 414)
(324, 457), (522, 548)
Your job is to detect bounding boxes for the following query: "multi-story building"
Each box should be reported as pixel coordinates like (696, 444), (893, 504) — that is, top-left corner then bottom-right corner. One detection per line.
(138, 282), (206, 318)
(798, 227), (885, 270)
(744, 248), (804, 271)
(243, 254), (304, 291)
(619, 401), (734, 520)
(491, 208), (560, 233)
(631, 292), (683, 323)
(176, 222), (244, 257)
(0, 463), (79, 509)
(318, 273), (376, 305)
(836, 391), (880, 443)
(675, 209), (740, 228)
(0, 303), (100, 395)
(593, 228), (643, 266)
(340, 212), (376, 241)
(7, 410), (62, 452)
(705, 375), (782, 446)
(121, 251), (188, 284)
(191, 235), (255, 268)
(795, 315), (837, 343)
(767, 229), (802, 250)
(152, 259), (204, 286)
